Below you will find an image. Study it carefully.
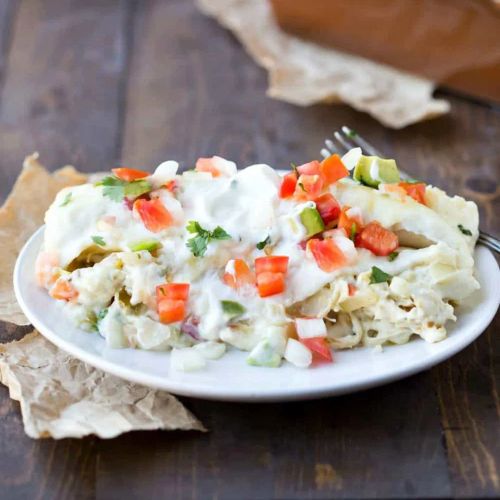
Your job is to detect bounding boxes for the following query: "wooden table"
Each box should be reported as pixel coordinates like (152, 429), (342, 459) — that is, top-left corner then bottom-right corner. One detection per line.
(0, 1), (498, 498)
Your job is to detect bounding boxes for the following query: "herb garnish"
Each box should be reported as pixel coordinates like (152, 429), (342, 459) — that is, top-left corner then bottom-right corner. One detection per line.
(350, 222), (358, 241)
(388, 251), (399, 262)
(256, 235), (271, 250)
(95, 176), (151, 202)
(96, 308), (108, 322)
(90, 308), (108, 332)
(458, 224), (472, 236)
(60, 192), (72, 207)
(298, 182), (306, 192)
(290, 162), (299, 177)
(91, 235), (106, 247)
(186, 220), (231, 257)
(370, 266), (392, 284)
(221, 300), (246, 319)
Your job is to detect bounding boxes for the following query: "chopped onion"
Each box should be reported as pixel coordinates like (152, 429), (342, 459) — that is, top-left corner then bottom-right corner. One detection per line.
(151, 161), (179, 187)
(341, 147), (362, 171)
(193, 341), (226, 360)
(295, 318), (327, 338)
(284, 339), (312, 368)
(170, 348), (206, 372)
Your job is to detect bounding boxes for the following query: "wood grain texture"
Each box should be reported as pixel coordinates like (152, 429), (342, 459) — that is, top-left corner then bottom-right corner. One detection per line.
(0, 0), (131, 498)
(0, 0), (498, 499)
(0, 0), (17, 89)
(0, 0), (131, 202)
(96, 375), (451, 499)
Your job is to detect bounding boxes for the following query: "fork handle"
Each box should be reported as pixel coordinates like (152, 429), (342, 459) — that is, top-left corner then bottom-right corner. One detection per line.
(478, 230), (500, 254)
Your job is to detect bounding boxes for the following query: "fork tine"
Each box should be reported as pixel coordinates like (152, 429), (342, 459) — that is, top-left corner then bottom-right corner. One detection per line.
(323, 138), (338, 155)
(341, 126), (383, 157)
(320, 148), (331, 159)
(334, 131), (357, 154)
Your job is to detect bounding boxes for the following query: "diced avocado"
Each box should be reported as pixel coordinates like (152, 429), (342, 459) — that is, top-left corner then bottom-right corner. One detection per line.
(221, 300), (246, 319)
(300, 207), (325, 237)
(129, 239), (161, 252)
(247, 340), (281, 368)
(353, 155), (400, 187)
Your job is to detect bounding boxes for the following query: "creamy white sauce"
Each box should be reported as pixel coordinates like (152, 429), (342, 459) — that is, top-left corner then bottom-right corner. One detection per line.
(40, 157), (480, 367)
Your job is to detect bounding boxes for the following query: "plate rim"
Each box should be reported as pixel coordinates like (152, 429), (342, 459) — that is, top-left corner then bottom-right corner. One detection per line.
(13, 226), (500, 402)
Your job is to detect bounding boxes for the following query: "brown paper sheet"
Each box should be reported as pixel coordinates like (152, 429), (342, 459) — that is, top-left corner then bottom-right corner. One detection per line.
(0, 332), (204, 438)
(0, 153), (86, 325)
(197, 0), (450, 128)
(0, 156), (204, 438)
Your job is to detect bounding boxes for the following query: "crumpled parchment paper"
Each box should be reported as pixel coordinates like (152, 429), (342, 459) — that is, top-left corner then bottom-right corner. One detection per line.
(0, 153), (86, 325)
(197, 0), (450, 128)
(0, 155), (204, 438)
(0, 332), (204, 438)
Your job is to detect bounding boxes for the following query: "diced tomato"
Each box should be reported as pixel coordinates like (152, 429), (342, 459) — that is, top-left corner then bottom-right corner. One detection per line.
(348, 283), (357, 296)
(112, 167), (149, 181)
(380, 183), (407, 202)
(355, 221), (399, 256)
(195, 157), (221, 177)
(100, 215), (117, 226)
(223, 259), (255, 289)
(337, 206), (362, 237)
(164, 180), (176, 192)
(158, 299), (186, 324)
(35, 251), (59, 287)
(156, 283), (190, 301)
(255, 255), (289, 274)
(295, 174), (323, 199)
(297, 160), (321, 176)
(320, 154), (349, 185)
(399, 182), (427, 205)
(279, 172), (298, 199)
(134, 198), (173, 232)
(256, 271), (285, 297)
(300, 337), (333, 363)
(307, 238), (347, 272)
(314, 193), (340, 225)
(49, 279), (78, 301)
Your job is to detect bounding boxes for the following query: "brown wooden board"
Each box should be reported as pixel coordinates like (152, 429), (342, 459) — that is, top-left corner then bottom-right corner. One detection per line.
(0, 0), (131, 201)
(0, 1), (498, 498)
(0, 1), (131, 499)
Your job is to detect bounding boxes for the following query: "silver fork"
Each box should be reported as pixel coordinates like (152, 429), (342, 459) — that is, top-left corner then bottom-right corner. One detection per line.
(321, 126), (500, 254)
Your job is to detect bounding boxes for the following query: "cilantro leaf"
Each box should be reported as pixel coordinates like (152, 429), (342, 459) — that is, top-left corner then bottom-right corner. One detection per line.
(388, 251), (399, 262)
(185, 221), (231, 257)
(96, 176), (151, 202)
(186, 235), (208, 257)
(96, 308), (108, 322)
(221, 300), (246, 319)
(458, 224), (472, 236)
(186, 220), (205, 235)
(60, 192), (72, 207)
(91, 235), (106, 247)
(350, 222), (358, 241)
(256, 235), (271, 250)
(211, 226), (231, 240)
(370, 266), (392, 284)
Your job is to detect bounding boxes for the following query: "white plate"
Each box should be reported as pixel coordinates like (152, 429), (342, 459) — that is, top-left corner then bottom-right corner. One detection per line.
(14, 227), (500, 402)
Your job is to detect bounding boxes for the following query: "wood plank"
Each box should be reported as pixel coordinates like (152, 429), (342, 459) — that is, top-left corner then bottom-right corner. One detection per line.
(390, 94), (500, 498)
(0, 0), (131, 498)
(96, 374), (451, 499)
(433, 319), (500, 498)
(0, 0), (17, 87)
(108, 1), (452, 498)
(0, 0), (131, 203)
